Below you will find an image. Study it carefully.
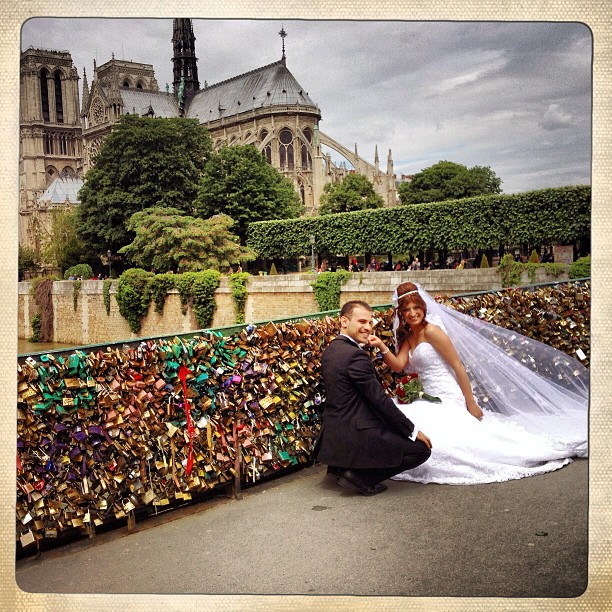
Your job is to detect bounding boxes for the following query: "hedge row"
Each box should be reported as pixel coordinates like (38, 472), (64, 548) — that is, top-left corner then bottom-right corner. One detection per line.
(246, 185), (591, 257)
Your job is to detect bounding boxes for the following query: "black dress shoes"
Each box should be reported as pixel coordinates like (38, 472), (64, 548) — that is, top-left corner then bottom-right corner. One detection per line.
(337, 470), (387, 496)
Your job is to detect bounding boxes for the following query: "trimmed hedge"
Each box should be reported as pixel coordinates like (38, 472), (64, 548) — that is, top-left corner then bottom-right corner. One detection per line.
(246, 185), (591, 257)
(569, 256), (590, 279)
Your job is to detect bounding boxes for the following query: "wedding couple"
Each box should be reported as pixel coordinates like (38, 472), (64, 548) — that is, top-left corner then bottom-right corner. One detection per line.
(314, 282), (589, 495)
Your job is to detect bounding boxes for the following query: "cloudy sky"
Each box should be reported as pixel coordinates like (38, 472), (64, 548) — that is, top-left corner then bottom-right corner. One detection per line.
(21, 18), (592, 194)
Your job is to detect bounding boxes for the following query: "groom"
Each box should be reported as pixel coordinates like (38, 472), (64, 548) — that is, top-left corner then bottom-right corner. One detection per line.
(313, 300), (432, 495)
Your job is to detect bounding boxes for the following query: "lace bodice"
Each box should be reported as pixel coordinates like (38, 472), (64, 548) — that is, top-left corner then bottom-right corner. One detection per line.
(406, 342), (465, 406)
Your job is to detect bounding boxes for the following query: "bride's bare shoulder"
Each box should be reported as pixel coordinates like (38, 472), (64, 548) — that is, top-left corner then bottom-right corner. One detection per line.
(424, 322), (443, 335)
(424, 323), (449, 343)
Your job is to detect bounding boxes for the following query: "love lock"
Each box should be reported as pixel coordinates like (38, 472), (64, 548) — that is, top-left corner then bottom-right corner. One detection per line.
(122, 497), (136, 513)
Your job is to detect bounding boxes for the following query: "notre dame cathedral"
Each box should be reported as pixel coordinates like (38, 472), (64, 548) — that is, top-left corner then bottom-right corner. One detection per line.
(19, 19), (398, 254)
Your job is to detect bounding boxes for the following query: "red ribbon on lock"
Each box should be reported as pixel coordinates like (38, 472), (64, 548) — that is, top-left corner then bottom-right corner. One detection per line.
(178, 365), (195, 476)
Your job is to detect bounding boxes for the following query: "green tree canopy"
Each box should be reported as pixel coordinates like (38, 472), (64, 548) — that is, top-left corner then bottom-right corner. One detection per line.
(193, 144), (303, 244)
(75, 115), (212, 254)
(318, 173), (384, 215)
(398, 161), (502, 205)
(118, 207), (255, 273)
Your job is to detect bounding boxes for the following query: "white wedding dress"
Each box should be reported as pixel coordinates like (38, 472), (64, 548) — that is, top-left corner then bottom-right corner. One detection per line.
(392, 341), (584, 485)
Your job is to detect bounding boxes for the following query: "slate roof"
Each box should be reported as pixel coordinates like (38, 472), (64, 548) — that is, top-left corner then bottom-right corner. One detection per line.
(187, 59), (318, 122)
(119, 89), (180, 118)
(38, 177), (84, 205)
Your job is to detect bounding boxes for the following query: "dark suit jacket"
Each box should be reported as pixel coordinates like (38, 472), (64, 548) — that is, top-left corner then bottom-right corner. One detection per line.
(314, 335), (417, 469)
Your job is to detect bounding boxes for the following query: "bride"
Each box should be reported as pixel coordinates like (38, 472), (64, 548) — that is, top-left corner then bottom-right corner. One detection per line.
(368, 281), (589, 485)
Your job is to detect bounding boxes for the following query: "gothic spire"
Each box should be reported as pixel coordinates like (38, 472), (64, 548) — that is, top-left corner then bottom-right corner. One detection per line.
(279, 24), (287, 61)
(172, 18), (200, 112)
(81, 67), (89, 116)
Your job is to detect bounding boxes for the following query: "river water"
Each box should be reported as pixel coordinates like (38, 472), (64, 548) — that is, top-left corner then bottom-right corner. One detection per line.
(18, 339), (81, 355)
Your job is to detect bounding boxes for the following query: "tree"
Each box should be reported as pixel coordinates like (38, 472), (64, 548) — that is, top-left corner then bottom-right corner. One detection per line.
(467, 165), (503, 195)
(398, 161), (502, 205)
(18, 245), (39, 280)
(75, 115), (212, 254)
(194, 144), (303, 244)
(118, 207), (255, 273)
(318, 173), (384, 215)
(40, 207), (91, 272)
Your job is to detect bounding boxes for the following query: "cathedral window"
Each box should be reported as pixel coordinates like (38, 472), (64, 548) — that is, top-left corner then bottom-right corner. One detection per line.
(260, 129), (269, 143)
(40, 68), (50, 122)
(263, 144), (272, 164)
(303, 127), (312, 143)
(54, 71), (64, 123)
(279, 128), (294, 171)
(301, 143), (311, 170)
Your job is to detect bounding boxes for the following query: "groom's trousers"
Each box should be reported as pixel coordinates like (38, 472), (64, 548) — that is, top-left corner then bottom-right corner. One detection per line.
(344, 438), (432, 487)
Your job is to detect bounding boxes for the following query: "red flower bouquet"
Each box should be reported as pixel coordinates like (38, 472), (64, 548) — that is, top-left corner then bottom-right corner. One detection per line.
(395, 373), (442, 404)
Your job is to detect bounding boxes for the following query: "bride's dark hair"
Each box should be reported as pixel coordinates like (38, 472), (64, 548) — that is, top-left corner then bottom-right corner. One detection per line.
(395, 281), (428, 349)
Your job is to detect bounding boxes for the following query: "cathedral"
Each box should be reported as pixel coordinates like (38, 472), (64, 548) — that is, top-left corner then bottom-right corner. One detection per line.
(19, 19), (398, 254)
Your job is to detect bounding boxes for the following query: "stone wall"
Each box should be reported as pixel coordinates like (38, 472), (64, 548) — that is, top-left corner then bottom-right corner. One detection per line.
(18, 267), (568, 346)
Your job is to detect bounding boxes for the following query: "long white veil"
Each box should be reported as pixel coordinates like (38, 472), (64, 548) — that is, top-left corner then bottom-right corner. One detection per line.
(392, 284), (588, 456)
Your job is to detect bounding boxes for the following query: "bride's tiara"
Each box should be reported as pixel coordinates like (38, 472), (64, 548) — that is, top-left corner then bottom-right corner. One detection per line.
(397, 289), (419, 301)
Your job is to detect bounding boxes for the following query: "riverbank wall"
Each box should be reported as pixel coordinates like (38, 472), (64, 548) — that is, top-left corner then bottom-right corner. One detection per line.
(18, 267), (568, 346)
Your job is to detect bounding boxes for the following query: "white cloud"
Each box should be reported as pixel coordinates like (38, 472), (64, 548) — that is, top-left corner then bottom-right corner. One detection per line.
(540, 103), (573, 131)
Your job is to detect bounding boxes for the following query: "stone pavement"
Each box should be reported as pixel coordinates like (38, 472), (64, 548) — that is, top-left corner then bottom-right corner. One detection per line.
(12, 458), (590, 603)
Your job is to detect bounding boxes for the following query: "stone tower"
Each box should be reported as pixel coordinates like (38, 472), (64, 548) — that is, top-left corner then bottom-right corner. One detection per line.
(172, 18), (200, 114)
(19, 47), (83, 252)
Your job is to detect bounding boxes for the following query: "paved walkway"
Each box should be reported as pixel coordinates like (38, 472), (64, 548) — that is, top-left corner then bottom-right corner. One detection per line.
(13, 459), (589, 606)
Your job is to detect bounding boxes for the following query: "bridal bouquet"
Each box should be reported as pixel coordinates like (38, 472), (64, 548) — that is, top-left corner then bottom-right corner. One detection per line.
(395, 373), (441, 404)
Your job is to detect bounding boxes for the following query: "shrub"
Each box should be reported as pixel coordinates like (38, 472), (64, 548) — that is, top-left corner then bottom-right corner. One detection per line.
(529, 249), (540, 263)
(480, 253), (489, 268)
(229, 272), (250, 324)
(191, 270), (221, 328)
(115, 268), (154, 334)
(64, 264), (94, 279)
(103, 279), (112, 315)
(569, 256), (590, 279)
(269, 262), (278, 275)
(73, 280), (81, 311)
(174, 272), (198, 315)
(311, 270), (351, 311)
(497, 253), (523, 288)
(28, 314), (41, 342)
(149, 274), (176, 314)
